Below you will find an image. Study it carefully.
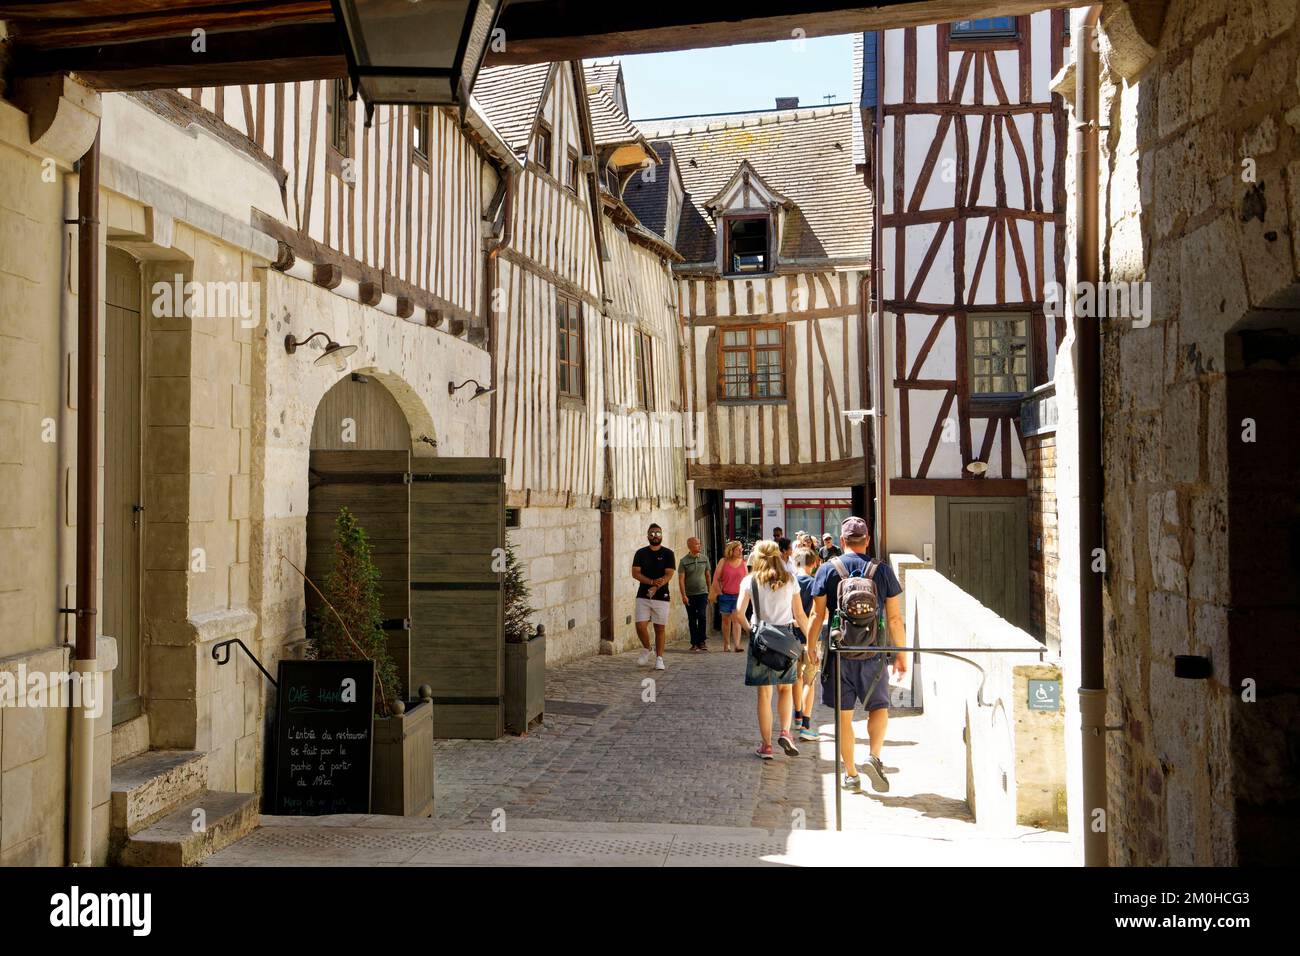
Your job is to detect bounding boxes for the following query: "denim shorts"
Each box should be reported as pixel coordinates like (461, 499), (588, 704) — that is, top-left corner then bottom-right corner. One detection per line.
(823, 656), (890, 712)
(718, 593), (738, 615)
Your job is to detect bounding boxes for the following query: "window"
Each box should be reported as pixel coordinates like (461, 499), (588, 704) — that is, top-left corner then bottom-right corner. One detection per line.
(329, 79), (352, 157)
(726, 498), (763, 550)
(969, 313), (1030, 397)
(605, 164), (621, 197)
(950, 17), (1018, 38)
(784, 499), (853, 541)
(634, 330), (654, 409)
(724, 216), (770, 274)
(565, 148), (580, 192)
(535, 122), (553, 173)
(557, 295), (584, 398)
(412, 106), (431, 162)
(720, 325), (785, 399)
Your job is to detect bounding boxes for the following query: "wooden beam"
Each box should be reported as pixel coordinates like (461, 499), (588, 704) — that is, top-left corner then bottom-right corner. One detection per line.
(891, 478), (1026, 497)
(5, 2), (332, 49)
(8, 21), (345, 91)
(688, 457), (866, 490)
(484, 1), (1073, 65)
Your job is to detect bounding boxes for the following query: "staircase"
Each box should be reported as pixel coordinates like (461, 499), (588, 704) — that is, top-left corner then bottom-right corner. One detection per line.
(110, 748), (259, 867)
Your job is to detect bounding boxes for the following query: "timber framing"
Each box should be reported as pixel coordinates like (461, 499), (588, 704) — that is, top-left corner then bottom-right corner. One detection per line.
(0, 2), (1074, 91)
(690, 458), (867, 491)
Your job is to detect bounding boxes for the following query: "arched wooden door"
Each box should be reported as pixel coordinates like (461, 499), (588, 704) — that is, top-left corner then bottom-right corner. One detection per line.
(305, 375), (505, 738)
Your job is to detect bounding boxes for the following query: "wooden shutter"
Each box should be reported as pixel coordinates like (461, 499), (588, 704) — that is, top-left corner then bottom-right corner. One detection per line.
(409, 457), (506, 739)
(306, 450), (412, 697)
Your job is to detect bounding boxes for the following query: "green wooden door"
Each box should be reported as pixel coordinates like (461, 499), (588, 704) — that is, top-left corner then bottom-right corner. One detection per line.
(307, 450), (412, 698)
(936, 497), (1030, 631)
(409, 457), (505, 739)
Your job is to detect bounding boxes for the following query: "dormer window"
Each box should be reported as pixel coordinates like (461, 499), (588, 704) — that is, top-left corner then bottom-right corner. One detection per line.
(724, 216), (770, 275)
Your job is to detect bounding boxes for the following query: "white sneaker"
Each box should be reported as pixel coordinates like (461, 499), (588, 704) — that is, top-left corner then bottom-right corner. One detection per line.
(655, 657), (666, 670)
(638, 649), (653, 666)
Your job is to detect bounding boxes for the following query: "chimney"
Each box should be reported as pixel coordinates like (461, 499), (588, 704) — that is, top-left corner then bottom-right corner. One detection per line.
(775, 97), (799, 109)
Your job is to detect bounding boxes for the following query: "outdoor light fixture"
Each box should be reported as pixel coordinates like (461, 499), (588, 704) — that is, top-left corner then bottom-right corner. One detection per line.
(842, 408), (877, 425)
(449, 378), (495, 399)
(330, 0), (506, 113)
(285, 331), (358, 371)
(966, 460), (989, 476)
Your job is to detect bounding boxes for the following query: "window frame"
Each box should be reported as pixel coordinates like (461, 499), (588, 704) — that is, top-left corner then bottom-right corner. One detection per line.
(557, 294), (584, 400)
(783, 498), (854, 541)
(565, 147), (580, 193)
(411, 105), (432, 166)
(327, 79), (352, 180)
(534, 121), (553, 174)
(967, 311), (1033, 402)
(717, 324), (787, 402)
(634, 330), (654, 410)
(721, 213), (772, 276)
(949, 17), (1019, 39)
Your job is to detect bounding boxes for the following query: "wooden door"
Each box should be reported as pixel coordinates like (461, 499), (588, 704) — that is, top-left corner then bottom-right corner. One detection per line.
(409, 458), (505, 739)
(105, 248), (143, 724)
(306, 450), (412, 697)
(936, 496), (1030, 631)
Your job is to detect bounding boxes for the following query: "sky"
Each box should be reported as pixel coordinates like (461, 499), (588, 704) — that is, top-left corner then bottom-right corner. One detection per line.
(611, 34), (857, 121)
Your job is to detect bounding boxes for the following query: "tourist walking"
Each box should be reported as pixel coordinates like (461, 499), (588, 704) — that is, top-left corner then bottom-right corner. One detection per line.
(806, 517), (907, 792)
(709, 540), (748, 652)
(631, 523), (675, 671)
(792, 547), (822, 741)
(678, 537), (712, 652)
(778, 537), (796, 576)
(818, 533), (842, 562)
(735, 540), (814, 759)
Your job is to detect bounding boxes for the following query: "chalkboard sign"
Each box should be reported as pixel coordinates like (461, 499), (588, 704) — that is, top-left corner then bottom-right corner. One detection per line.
(273, 660), (374, 815)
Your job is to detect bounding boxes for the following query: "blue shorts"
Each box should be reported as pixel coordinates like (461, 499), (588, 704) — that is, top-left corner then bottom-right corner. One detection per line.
(719, 593), (738, 615)
(823, 656), (890, 712)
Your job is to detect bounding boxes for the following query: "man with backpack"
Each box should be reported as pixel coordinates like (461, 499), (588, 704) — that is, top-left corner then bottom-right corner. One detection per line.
(806, 516), (907, 793)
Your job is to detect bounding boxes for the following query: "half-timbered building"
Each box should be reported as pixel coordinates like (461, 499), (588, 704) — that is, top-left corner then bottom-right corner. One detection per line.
(472, 61), (690, 665)
(628, 103), (873, 552)
(857, 13), (1071, 632)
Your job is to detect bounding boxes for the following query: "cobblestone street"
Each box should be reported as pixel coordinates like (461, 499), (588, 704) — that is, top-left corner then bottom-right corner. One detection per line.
(206, 638), (1073, 865)
(431, 637), (974, 835)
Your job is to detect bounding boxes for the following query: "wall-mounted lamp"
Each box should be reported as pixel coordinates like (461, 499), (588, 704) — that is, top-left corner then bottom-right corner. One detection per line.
(449, 379), (495, 400)
(966, 460), (989, 476)
(285, 331), (357, 372)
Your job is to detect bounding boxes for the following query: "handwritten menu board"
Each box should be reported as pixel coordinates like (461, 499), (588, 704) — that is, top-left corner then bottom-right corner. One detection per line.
(272, 660), (374, 815)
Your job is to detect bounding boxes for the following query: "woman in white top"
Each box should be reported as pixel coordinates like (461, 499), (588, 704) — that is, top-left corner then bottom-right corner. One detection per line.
(735, 540), (814, 759)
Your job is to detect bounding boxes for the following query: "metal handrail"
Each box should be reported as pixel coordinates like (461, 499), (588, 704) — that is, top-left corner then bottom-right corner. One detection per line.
(212, 638), (277, 687)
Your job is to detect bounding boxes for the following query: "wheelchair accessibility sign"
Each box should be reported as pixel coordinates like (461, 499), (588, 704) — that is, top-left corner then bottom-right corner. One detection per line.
(1028, 679), (1061, 711)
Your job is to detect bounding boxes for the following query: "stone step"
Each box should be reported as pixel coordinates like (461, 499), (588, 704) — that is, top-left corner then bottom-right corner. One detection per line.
(118, 791), (260, 867)
(110, 750), (208, 839)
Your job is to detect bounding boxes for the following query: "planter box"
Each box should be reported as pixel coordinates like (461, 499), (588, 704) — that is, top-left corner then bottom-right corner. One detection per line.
(504, 633), (545, 735)
(371, 698), (434, 816)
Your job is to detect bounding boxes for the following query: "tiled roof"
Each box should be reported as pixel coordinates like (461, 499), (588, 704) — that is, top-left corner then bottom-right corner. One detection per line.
(471, 62), (553, 153)
(584, 60), (623, 100)
(623, 140), (674, 240)
(637, 104), (870, 265)
(587, 84), (646, 148)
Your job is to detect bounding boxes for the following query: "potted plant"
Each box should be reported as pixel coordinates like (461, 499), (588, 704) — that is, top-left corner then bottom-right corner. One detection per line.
(308, 507), (434, 816)
(502, 541), (544, 734)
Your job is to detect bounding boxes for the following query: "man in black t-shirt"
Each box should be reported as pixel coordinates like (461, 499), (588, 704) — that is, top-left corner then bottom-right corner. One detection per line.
(818, 533), (843, 562)
(631, 524), (675, 671)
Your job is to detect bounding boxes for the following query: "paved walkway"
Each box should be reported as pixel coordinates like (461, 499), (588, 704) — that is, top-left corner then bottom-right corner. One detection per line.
(205, 638), (1074, 866)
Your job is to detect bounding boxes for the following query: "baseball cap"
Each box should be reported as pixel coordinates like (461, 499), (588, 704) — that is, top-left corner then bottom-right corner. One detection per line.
(840, 516), (869, 538)
(822, 533), (833, 540)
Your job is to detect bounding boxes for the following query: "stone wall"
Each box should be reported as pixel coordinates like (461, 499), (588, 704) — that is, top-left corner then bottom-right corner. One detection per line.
(1025, 432), (1060, 649)
(510, 500), (693, 666)
(1060, 0), (1300, 866)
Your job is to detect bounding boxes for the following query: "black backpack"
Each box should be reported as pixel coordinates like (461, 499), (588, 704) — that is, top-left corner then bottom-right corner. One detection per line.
(749, 577), (802, 671)
(829, 556), (885, 661)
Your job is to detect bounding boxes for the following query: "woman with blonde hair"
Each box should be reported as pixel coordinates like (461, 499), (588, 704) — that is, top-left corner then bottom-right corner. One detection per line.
(708, 540), (748, 652)
(735, 540), (813, 758)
